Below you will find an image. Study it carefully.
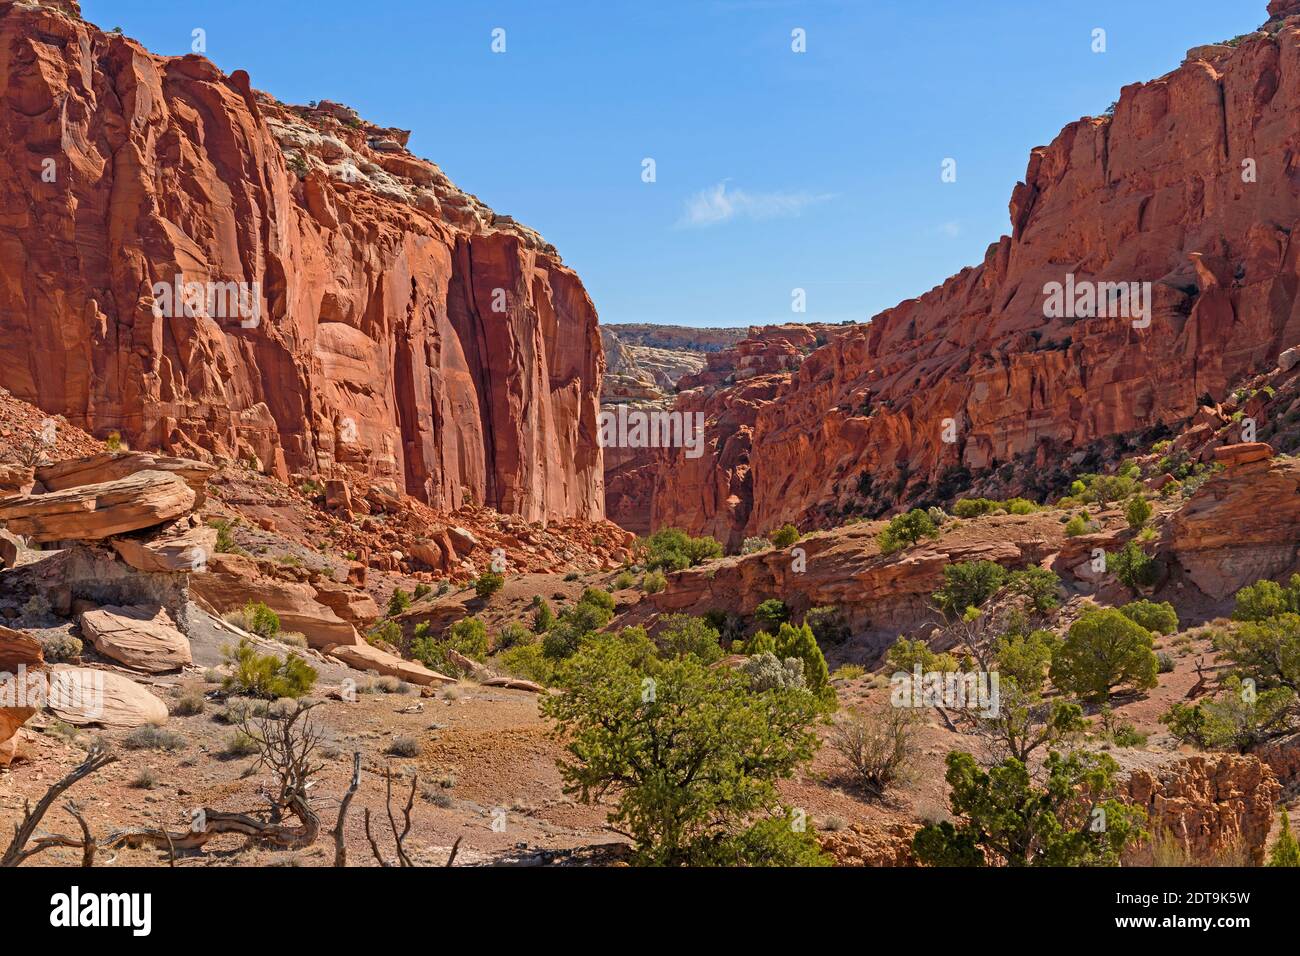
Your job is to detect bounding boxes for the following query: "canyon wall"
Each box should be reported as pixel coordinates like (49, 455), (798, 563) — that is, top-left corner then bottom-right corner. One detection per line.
(0, 0), (603, 523)
(649, 2), (1300, 539)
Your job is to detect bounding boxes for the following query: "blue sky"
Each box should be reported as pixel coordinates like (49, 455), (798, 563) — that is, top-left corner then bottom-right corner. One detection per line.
(84, 0), (1264, 328)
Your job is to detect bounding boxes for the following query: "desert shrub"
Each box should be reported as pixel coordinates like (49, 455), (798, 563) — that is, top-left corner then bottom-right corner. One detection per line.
(613, 570), (637, 590)
(413, 617), (489, 674)
(1007, 566), (1062, 613)
(386, 589), (411, 617)
(803, 606), (849, 645)
(1125, 494), (1152, 530)
(933, 560), (1007, 617)
(1119, 599), (1179, 635)
(1107, 540), (1158, 591)
(1213, 613), (1300, 691)
(877, 509), (939, 555)
(499, 643), (556, 685)
(209, 518), (242, 554)
(641, 570), (667, 594)
(540, 592), (617, 660)
(532, 600), (556, 632)
(887, 637), (959, 673)
(543, 636), (827, 866)
(130, 768), (158, 790)
(1006, 497), (1037, 515)
(243, 601), (280, 639)
(122, 724), (186, 751)
(641, 528), (723, 572)
(474, 570), (505, 601)
(740, 536), (771, 554)
(1049, 609), (1158, 702)
(754, 598), (790, 629)
(223, 730), (260, 758)
(1064, 514), (1089, 537)
(745, 630), (776, 655)
(1156, 651), (1175, 673)
(366, 619), (402, 649)
(1162, 677), (1298, 751)
(830, 704), (920, 798)
(413, 583), (432, 601)
(579, 587), (616, 615)
(655, 614), (723, 664)
(1232, 576), (1300, 622)
(772, 622), (831, 702)
(768, 523), (800, 548)
(830, 664), (866, 681)
(912, 750), (1146, 866)
(741, 652), (806, 691)
(953, 498), (1000, 519)
(39, 633), (82, 663)
(993, 629), (1058, 696)
(172, 690), (207, 716)
(495, 621), (532, 651)
(1271, 811), (1300, 867)
(386, 736), (421, 757)
(222, 640), (316, 699)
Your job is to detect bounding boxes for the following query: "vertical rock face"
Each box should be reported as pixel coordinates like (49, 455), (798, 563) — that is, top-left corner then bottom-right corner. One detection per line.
(0, 1), (603, 523)
(646, 5), (1300, 537)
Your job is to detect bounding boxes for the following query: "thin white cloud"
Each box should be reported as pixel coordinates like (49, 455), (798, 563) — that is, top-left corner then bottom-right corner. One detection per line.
(937, 221), (961, 238)
(677, 181), (834, 228)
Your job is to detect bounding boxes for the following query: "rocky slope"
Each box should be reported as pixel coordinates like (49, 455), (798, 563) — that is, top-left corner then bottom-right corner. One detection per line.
(0, 0), (603, 524)
(644, 1), (1300, 540)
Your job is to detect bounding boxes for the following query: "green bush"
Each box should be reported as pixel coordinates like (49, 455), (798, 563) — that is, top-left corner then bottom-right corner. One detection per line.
(499, 642), (556, 685)
(543, 636), (826, 866)
(887, 637), (959, 674)
(243, 601), (280, 639)
(386, 588), (412, 617)
(1161, 676), (1297, 751)
(579, 587), (616, 614)
(1270, 811), (1300, 867)
(613, 570), (637, 590)
(754, 598), (790, 630)
(655, 614), (723, 664)
(1064, 514), (1089, 537)
(952, 498), (1000, 519)
(541, 592), (617, 660)
(496, 621), (532, 651)
(877, 509), (939, 555)
(740, 536), (771, 554)
(773, 622), (831, 702)
(412, 617), (489, 675)
(1119, 600), (1178, 635)
(474, 570), (505, 600)
(533, 600), (556, 632)
(768, 523), (800, 548)
(933, 560), (1008, 617)
(1050, 609), (1159, 702)
(1107, 540), (1158, 591)
(641, 570), (667, 594)
(222, 639), (317, 699)
(1124, 495), (1152, 530)
(1007, 567), (1062, 613)
(413, 583), (432, 601)
(1232, 576), (1300, 622)
(367, 619), (402, 648)
(912, 750), (1146, 867)
(641, 528), (724, 572)
(1213, 613), (1300, 691)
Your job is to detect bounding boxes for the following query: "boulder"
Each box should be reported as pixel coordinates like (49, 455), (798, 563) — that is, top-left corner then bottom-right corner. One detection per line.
(79, 604), (192, 673)
(0, 528), (23, 569)
(480, 676), (544, 693)
(190, 553), (363, 650)
(447, 526), (479, 554)
(110, 520), (217, 573)
(0, 470), (195, 543)
(46, 665), (169, 727)
(325, 641), (456, 686)
(324, 478), (353, 511)
(311, 580), (381, 630)
(0, 463), (34, 500)
(1212, 442), (1274, 467)
(0, 625), (43, 755)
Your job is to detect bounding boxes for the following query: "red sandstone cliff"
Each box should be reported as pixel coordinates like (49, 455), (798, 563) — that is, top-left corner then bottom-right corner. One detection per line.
(0, 0), (603, 523)
(647, 2), (1300, 539)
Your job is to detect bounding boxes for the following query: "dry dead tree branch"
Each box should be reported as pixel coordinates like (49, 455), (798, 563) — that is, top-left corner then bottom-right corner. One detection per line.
(1, 746), (115, 867)
(333, 751), (362, 867)
(364, 764), (418, 867)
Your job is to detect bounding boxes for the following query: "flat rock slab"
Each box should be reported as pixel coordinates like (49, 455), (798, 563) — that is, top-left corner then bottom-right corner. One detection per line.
(326, 641), (456, 686)
(0, 625), (44, 750)
(111, 521), (217, 573)
(80, 604), (192, 673)
(0, 470), (195, 543)
(47, 665), (169, 727)
(37, 451), (214, 503)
